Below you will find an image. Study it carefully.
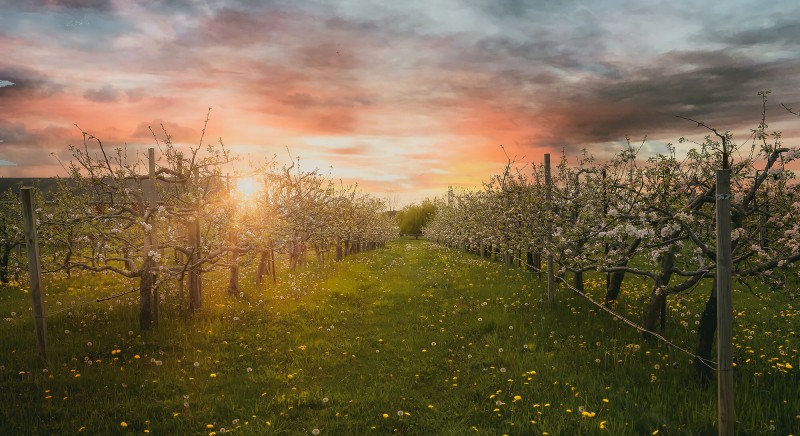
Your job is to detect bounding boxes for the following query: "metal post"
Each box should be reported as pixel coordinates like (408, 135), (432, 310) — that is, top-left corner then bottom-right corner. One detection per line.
(20, 187), (48, 366)
(716, 169), (734, 436)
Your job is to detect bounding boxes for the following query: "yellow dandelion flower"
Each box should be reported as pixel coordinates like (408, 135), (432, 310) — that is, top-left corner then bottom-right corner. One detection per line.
(120, 422), (128, 428)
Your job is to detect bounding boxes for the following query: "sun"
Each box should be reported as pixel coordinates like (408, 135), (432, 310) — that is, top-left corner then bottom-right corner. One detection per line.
(236, 177), (260, 200)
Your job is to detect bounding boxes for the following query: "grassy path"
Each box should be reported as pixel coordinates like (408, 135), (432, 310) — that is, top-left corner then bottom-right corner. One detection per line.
(1, 240), (798, 434)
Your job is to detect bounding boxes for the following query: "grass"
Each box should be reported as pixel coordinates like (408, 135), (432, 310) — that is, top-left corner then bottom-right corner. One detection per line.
(0, 240), (798, 435)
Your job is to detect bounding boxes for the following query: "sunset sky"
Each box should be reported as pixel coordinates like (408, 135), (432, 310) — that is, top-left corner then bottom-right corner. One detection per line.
(2, 0), (800, 206)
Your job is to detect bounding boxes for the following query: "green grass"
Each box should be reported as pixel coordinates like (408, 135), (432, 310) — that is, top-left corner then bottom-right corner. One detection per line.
(1, 241), (798, 435)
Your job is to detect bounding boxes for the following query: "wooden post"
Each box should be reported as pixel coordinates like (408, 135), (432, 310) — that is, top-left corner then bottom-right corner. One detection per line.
(20, 187), (48, 366)
(270, 241), (277, 283)
(602, 168), (610, 292)
(188, 167), (202, 311)
(147, 148), (159, 326)
(188, 217), (202, 311)
(544, 154), (555, 304)
(175, 157), (185, 303)
(716, 169), (734, 436)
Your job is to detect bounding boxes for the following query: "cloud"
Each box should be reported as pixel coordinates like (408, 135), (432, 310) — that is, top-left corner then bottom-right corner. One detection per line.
(328, 144), (372, 156)
(0, 66), (63, 100)
(0, 80), (14, 88)
(0, 120), (73, 147)
(83, 84), (121, 102)
(0, 160), (16, 166)
(125, 87), (146, 103)
(2, 0), (114, 11)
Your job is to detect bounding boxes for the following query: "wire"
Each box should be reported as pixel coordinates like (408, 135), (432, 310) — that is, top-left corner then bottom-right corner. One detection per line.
(551, 273), (717, 370)
(464, 246), (718, 370)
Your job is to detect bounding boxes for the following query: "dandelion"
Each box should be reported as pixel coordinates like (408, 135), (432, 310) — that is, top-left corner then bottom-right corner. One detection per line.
(600, 421), (607, 429)
(194, 362), (200, 367)
(312, 429), (320, 435)
(120, 422), (128, 428)
(397, 410), (404, 416)
(246, 367), (253, 373)
(210, 373), (217, 378)
(382, 413), (389, 419)
(499, 368), (506, 373)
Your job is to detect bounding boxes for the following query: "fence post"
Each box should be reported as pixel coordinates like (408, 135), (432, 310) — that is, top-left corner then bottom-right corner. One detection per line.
(544, 153), (555, 304)
(147, 148), (159, 326)
(716, 168), (734, 436)
(175, 156), (185, 303)
(20, 187), (48, 367)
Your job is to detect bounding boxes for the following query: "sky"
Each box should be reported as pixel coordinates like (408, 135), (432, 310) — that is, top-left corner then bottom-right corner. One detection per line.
(2, 0), (800, 206)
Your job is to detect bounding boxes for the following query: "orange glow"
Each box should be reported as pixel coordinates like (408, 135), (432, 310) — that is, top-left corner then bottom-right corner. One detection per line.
(236, 177), (260, 201)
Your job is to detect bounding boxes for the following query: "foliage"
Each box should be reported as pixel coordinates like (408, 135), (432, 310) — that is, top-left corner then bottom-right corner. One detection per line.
(396, 199), (437, 235)
(0, 242), (796, 434)
(424, 93), (800, 378)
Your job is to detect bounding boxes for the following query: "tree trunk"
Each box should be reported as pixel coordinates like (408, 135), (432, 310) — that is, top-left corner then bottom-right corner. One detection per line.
(605, 271), (625, 306)
(694, 279), (717, 384)
(139, 264), (155, 331)
(270, 246), (276, 283)
(228, 263), (239, 296)
(335, 242), (343, 261)
(256, 250), (269, 283)
(642, 250), (676, 336)
(0, 244), (10, 284)
(603, 238), (642, 306)
(574, 270), (584, 293)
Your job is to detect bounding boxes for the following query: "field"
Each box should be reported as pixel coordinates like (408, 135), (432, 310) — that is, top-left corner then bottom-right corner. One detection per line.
(1, 240), (798, 435)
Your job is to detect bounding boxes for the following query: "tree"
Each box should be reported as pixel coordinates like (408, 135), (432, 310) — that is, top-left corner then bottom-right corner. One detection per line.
(397, 200), (437, 235)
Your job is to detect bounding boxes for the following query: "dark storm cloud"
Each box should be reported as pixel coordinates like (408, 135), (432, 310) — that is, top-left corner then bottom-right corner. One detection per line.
(523, 50), (800, 151)
(0, 66), (63, 99)
(717, 19), (800, 47)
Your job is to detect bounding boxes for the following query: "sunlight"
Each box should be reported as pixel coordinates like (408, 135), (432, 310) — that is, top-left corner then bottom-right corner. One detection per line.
(236, 177), (260, 200)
